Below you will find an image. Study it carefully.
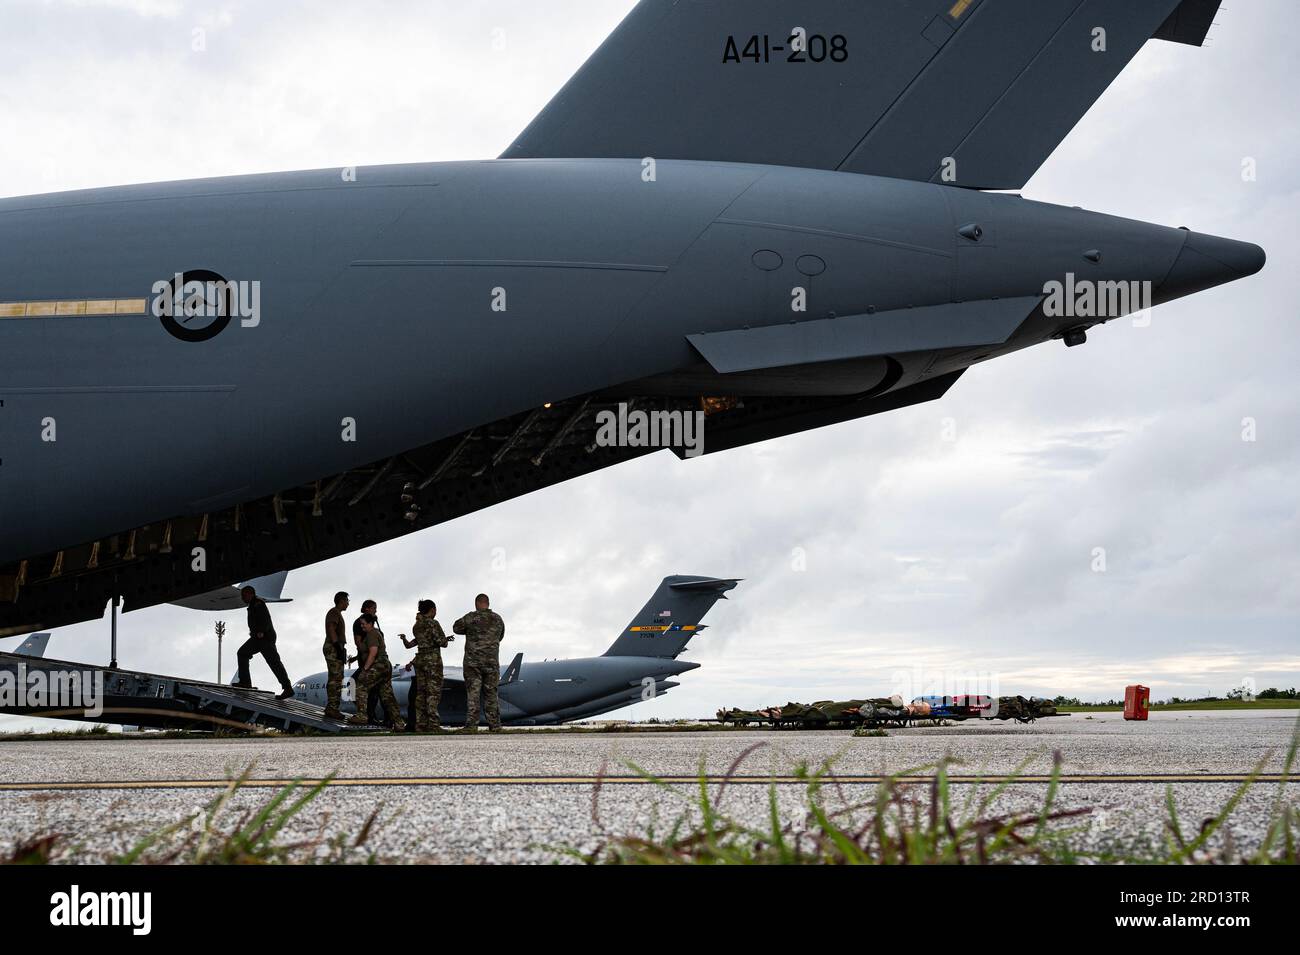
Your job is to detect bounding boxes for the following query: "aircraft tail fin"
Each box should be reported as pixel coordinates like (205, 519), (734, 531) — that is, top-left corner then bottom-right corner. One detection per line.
(11, 632), (51, 658)
(502, 652), (523, 685)
(505, 0), (1225, 190)
(603, 576), (739, 658)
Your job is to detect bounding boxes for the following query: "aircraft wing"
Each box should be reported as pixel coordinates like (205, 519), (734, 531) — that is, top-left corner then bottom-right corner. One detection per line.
(504, 0), (1220, 190)
(393, 653), (523, 686)
(393, 660), (452, 682)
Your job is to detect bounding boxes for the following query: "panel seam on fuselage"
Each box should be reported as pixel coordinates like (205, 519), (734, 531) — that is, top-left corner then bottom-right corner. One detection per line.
(714, 217), (953, 258)
(349, 259), (668, 272)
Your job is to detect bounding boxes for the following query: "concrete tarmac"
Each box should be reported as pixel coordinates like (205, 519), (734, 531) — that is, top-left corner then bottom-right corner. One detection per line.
(0, 710), (1294, 863)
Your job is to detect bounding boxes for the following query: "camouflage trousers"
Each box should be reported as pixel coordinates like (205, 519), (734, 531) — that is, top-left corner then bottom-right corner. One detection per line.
(323, 643), (346, 715)
(463, 662), (500, 730)
(354, 661), (405, 729)
(412, 653), (443, 730)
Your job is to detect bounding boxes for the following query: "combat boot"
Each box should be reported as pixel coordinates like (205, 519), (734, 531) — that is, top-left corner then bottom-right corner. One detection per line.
(324, 709), (344, 721)
(347, 714), (369, 726)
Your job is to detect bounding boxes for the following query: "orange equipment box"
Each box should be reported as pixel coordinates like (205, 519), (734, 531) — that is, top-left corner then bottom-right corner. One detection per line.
(1123, 684), (1150, 721)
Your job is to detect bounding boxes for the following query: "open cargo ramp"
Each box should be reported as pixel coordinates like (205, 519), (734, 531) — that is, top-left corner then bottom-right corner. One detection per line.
(0, 650), (357, 733)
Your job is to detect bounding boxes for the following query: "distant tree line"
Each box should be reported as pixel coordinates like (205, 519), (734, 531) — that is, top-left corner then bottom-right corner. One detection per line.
(1053, 687), (1298, 706)
(1255, 687), (1298, 700)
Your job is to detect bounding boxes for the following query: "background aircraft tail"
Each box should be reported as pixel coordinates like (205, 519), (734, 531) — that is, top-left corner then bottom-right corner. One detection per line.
(10, 632), (51, 658)
(603, 575), (739, 658)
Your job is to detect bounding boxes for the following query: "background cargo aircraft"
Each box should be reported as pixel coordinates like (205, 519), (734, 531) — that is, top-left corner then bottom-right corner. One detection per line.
(0, 0), (1263, 639)
(294, 575), (737, 725)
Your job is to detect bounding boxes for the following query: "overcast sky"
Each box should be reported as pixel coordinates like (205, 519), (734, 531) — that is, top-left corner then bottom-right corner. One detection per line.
(1, 0), (1296, 731)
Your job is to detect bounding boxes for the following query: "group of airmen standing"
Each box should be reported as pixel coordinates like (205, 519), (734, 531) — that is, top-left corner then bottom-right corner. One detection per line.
(322, 591), (506, 732)
(236, 584), (506, 731)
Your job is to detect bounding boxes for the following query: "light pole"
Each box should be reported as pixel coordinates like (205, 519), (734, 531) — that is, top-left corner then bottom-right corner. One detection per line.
(215, 620), (225, 683)
(109, 591), (118, 669)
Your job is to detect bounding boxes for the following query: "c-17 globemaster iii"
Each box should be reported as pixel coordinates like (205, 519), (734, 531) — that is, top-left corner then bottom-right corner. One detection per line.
(0, 1), (1262, 637)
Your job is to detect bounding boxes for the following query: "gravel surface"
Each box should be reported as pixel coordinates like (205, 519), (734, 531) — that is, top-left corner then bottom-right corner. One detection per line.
(0, 710), (1294, 863)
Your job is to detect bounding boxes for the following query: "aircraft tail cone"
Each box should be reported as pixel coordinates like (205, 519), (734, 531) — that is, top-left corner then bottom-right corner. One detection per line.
(1155, 229), (1266, 305)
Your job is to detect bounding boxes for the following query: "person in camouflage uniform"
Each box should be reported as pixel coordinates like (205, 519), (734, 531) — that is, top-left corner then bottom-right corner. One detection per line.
(348, 599), (383, 723)
(348, 613), (406, 730)
(399, 599), (451, 731)
(452, 593), (505, 732)
(322, 591), (350, 720)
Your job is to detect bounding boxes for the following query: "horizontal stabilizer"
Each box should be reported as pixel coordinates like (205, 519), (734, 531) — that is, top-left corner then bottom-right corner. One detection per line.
(169, 570), (292, 612)
(506, 0), (1204, 189)
(669, 578), (740, 594)
(239, 571), (291, 602)
(688, 297), (1042, 375)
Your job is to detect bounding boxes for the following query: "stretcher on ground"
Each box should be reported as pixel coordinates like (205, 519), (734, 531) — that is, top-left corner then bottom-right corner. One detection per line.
(715, 695), (1059, 728)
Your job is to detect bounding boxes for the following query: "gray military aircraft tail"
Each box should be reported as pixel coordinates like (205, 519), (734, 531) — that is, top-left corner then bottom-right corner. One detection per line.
(602, 575), (738, 659)
(6, 632), (50, 659)
(295, 575), (740, 725)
